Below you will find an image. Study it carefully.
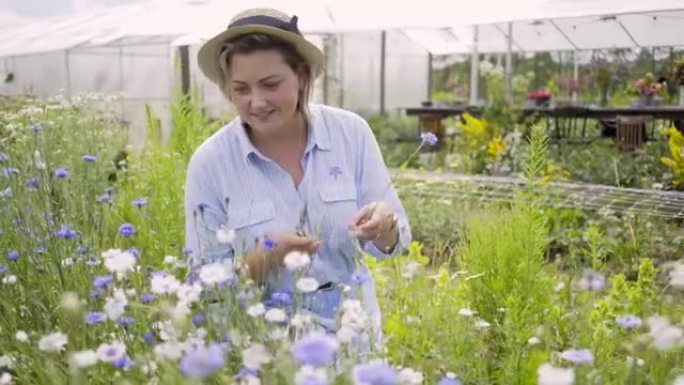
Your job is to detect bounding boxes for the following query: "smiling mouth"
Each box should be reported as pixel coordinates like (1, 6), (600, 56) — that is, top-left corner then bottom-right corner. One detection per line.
(251, 110), (274, 119)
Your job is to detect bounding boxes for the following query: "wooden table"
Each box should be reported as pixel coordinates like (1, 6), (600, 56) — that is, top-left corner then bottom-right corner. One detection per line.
(405, 105), (684, 143)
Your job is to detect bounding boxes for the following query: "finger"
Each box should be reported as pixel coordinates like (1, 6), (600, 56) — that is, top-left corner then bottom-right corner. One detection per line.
(350, 202), (376, 227)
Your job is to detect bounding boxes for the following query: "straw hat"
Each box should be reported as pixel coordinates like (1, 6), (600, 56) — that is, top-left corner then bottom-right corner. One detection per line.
(197, 8), (325, 85)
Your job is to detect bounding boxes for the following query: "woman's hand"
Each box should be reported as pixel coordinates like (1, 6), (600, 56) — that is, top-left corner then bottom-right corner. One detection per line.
(348, 201), (398, 242)
(244, 232), (321, 282)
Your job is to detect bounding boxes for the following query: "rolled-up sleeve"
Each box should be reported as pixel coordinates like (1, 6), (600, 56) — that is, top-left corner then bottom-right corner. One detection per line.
(354, 117), (412, 260)
(184, 156), (233, 278)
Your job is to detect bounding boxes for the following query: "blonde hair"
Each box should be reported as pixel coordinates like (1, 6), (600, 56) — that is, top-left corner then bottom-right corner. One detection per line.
(217, 33), (313, 120)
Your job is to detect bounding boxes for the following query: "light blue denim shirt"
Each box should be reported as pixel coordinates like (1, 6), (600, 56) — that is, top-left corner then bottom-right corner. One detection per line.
(184, 104), (411, 333)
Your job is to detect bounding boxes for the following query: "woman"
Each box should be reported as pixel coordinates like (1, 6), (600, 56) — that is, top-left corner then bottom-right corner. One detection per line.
(185, 8), (411, 339)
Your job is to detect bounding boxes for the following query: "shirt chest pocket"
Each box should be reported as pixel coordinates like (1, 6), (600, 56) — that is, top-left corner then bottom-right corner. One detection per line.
(228, 200), (276, 252)
(316, 181), (358, 243)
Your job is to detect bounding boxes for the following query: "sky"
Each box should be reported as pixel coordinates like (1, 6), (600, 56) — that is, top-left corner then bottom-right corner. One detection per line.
(0, 0), (143, 18)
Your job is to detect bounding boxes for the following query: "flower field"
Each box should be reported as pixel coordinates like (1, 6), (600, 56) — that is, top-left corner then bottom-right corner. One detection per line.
(0, 94), (682, 385)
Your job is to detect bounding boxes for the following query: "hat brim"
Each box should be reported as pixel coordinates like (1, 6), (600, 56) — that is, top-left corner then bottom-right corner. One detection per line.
(197, 25), (325, 86)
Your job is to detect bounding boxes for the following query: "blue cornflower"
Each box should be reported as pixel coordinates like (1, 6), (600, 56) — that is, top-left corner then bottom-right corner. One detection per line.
(117, 316), (135, 327)
(616, 315), (642, 330)
(353, 362), (398, 385)
(82, 155), (97, 163)
(0, 187), (11, 198)
(140, 293), (155, 303)
(127, 247), (140, 258)
(143, 331), (155, 345)
(263, 238), (276, 250)
(132, 197), (147, 208)
(76, 246), (89, 254)
(292, 333), (339, 366)
(56, 224), (77, 240)
(192, 313), (206, 327)
(0, 264), (8, 274)
(54, 168), (69, 179)
(118, 223), (136, 238)
(7, 250), (19, 262)
(438, 376), (462, 385)
(420, 132), (439, 146)
(85, 311), (108, 325)
(97, 194), (112, 203)
(0, 153), (8, 162)
(35, 246), (45, 254)
(3, 167), (19, 177)
(29, 124), (43, 132)
(180, 343), (225, 379)
(236, 368), (259, 379)
(93, 274), (114, 288)
(89, 288), (105, 297)
(24, 177), (40, 190)
(113, 355), (134, 369)
(265, 291), (293, 307)
(560, 348), (594, 364)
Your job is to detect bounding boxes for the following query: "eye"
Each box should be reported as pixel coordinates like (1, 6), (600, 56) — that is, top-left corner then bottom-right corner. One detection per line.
(233, 87), (248, 94)
(263, 82), (280, 90)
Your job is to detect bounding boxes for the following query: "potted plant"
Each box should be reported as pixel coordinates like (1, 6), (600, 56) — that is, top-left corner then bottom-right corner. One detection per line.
(526, 89), (552, 107)
(627, 72), (666, 107)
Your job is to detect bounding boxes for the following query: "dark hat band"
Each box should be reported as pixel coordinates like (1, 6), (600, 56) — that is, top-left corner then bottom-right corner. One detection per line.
(228, 15), (301, 36)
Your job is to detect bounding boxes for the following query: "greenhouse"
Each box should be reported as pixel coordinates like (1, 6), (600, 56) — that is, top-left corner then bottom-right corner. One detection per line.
(0, 0), (683, 384)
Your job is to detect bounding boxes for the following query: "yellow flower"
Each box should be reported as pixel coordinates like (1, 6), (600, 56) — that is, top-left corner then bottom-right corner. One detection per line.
(487, 136), (506, 159)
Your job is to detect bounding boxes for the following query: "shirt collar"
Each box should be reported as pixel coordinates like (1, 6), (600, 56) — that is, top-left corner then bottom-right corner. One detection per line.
(236, 105), (331, 165)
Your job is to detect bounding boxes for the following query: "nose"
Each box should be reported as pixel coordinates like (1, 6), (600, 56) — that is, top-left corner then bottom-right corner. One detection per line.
(249, 90), (268, 110)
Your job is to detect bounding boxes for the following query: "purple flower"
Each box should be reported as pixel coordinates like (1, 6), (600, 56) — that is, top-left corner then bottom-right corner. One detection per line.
(113, 355), (134, 369)
(560, 349), (594, 364)
(56, 224), (77, 240)
(192, 313), (206, 327)
(97, 194), (112, 203)
(118, 223), (136, 238)
(179, 343), (225, 379)
(0, 187), (11, 198)
(54, 168), (69, 179)
(127, 247), (140, 258)
(0, 264), (8, 274)
(438, 376), (462, 385)
(85, 311), (108, 325)
(24, 177), (40, 190)
(236, 368), (259, 379)
(93, 274), (114, 288)
(143, 331), (155, 345)
(353, 362), (398, 385)
(263, 238), (276, 250)
(89, 288), (105, 297)
(616, 315), (642, 330)
(292, 333), (339, 366)
(3, 168), (19, 178)
(82, 155), (97, 163)
(140, 293), (155, 303)
(29, 124), (43, 132)
(35, 246), (45, 254)
(117, 316), (134, 327)
(76, 246), (89, 255)
(579, 269), (605, 292)
(132, 198), (147, 208)
(265, 291), (293, 307)
(7, 250), (19, 262)
(420, 132), (438, 146)
(0, 153), (8, 162)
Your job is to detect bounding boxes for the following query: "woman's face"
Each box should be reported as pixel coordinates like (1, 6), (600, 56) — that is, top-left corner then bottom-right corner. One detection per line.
(227, 49), (304, 136)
